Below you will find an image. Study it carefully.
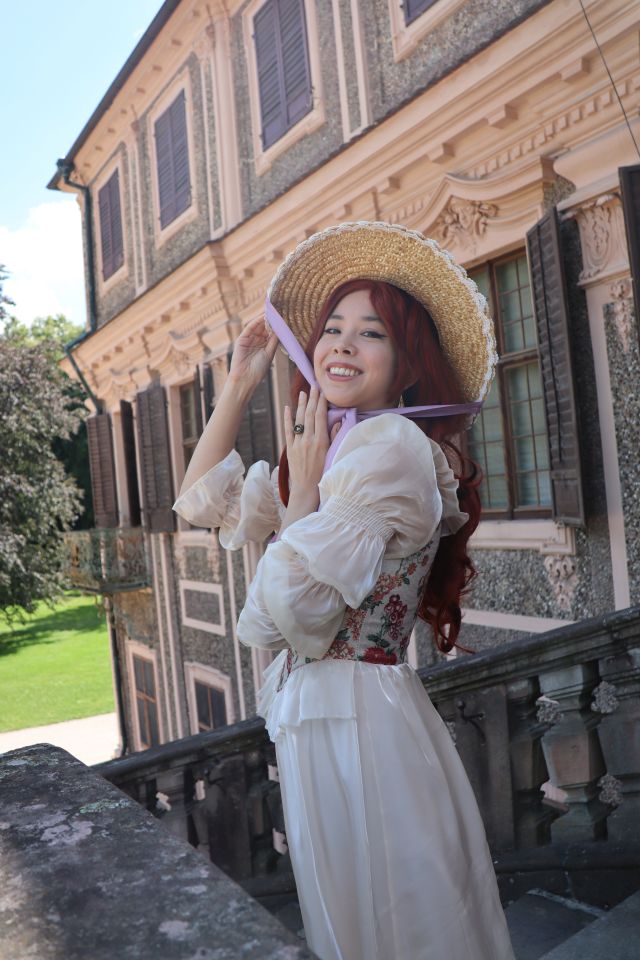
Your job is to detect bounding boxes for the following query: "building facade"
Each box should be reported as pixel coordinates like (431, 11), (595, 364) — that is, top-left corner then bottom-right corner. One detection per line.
(51, 0), (640, 754)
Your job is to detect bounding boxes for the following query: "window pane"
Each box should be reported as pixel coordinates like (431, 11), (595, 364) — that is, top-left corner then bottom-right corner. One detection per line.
(506, 362), (552, 508)
(143, 660), (155, 697)
(195, 681), (212, 731)
(133, 656), (145, 692)
(212, 689), (227, 728)
(467, 378), (508, 510)
(468, 265), (493, 314)
(496, 254), (536, 355)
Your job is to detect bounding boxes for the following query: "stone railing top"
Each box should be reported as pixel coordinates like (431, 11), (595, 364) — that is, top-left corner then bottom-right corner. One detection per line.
(419, 604), (640, 695)
(0, 744), (316, 960)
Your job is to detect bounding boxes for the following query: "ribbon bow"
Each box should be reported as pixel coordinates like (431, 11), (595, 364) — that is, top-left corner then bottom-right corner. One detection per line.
(264, 296), (481, 475)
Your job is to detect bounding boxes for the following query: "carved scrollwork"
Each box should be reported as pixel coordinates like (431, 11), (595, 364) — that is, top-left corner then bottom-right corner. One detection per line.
(431, 198), (498, 254)
(543, 555), (578, 613)
(591, 680), (620, 714)
(598, 772), (623, 807)
(609, 278), (635, 354)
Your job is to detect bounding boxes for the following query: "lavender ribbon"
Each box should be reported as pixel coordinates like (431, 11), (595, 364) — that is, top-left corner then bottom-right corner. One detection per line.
(264, 296), (482, 474)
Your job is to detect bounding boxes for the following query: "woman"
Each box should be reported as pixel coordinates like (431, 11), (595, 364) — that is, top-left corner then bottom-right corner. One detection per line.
(174, 222), (515, 960)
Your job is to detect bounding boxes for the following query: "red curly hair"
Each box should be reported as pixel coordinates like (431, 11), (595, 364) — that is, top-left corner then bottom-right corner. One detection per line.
(277, 279), (482, 654)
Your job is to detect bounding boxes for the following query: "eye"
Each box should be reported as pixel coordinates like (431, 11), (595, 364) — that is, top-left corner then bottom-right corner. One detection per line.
(322, 326), (340, 335)
(362, 330), (385, 338)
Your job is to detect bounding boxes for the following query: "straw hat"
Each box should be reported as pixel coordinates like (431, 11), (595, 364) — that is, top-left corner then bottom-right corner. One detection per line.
(267, 221), (497, 405)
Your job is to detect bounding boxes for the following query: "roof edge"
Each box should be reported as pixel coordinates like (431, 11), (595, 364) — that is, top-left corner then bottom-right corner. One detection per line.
(48, 0), (184, 191)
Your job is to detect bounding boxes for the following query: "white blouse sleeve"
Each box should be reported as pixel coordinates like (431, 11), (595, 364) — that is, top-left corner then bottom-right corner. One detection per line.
(237, 414), (468, 660)
(172, 448), (282, 550)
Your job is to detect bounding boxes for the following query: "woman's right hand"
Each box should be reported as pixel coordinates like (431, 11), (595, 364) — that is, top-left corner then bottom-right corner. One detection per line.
(228, 316), (278, 391)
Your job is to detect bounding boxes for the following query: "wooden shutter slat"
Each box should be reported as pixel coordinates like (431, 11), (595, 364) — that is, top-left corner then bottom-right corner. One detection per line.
(87, 414), (119, 528)
(136, 383), (175, 532)
(155, 108), (176, 229)
(120, 400), (141, 527)
(202, 364), (215, 423)
(255, 0), (287, 148)
(280, 0), (311, 125)
(170, 91), (191, 217)
(98, 183), (113, 280)
(619, 164), (640, 340)
(526, 209), (585, 525)
(193, 368), (203, 438)
(109, 170), (124, 274)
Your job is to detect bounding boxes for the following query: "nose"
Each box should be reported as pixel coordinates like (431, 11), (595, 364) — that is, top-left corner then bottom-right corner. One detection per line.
(332, 331), (355, 354)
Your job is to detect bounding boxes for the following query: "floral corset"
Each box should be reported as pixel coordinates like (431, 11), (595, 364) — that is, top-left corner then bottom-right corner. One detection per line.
(276, 535), (440, 693)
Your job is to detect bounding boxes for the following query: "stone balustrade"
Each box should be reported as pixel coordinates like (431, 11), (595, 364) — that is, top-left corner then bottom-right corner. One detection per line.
(63, 527), (150, 594)
(94, 605), (640, 909)
(0, 744), (316, 959)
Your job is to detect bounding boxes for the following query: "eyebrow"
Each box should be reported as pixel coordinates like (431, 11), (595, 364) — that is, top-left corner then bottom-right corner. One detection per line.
(328, 312), (384, 323)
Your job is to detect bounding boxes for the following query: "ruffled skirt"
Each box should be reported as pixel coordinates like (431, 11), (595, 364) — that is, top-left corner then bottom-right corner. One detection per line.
(258, 654), (515, 960)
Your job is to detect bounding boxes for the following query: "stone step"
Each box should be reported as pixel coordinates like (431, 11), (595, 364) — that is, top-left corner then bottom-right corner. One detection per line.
(538, 889), (640, 960)
(504, 889), (605, 960)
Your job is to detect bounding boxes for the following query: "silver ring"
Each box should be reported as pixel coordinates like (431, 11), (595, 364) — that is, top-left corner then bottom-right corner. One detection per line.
(293, 423), (305, 435)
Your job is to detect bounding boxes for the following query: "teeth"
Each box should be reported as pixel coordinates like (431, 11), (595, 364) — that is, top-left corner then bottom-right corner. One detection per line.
(328, 367), (359, 377)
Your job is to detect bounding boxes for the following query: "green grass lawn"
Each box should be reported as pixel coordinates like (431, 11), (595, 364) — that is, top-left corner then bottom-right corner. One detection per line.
(0, 592), (115, 732)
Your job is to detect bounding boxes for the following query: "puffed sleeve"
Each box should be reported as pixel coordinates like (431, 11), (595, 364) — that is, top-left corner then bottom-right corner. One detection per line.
(237, 414), (468, 660)
(172, 448), (282, 550)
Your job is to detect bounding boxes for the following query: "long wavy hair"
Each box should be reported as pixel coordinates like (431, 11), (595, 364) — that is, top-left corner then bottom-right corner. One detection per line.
(277, 278), (482, 654)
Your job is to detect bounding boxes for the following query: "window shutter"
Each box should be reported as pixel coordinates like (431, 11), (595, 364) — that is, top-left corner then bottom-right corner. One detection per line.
(404, 0), (438, 25)
(202, 363), (216, 423)
(136, 382), (175, 532)
(280, 0), (312, 126)
(526, 209), (585, 525)
(619, 164), (640, 337)
(86, 414), (119, 528)
(98, 170), (124, 281)
(235, 375), (278, 470)
(254, 1), (287, 149)
(193, 368), (203, 438)
(120, 400), (141, 527)
(155, 91), (191, 230)
(170, 91), (191, 220)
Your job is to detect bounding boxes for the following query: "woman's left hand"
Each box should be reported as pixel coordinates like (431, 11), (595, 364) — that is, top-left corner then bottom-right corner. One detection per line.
(284, 387), (340, 500)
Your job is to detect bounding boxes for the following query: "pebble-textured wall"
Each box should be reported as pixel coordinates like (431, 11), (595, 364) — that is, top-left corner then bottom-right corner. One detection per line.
(361, 0), (552, 125)
(604, 296), (640, 603)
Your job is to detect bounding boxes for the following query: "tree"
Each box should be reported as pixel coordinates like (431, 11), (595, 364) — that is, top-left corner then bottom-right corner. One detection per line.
(1, 312), (94, 530)
(0, 298), (88, 620)
(0, 264), (14, 323)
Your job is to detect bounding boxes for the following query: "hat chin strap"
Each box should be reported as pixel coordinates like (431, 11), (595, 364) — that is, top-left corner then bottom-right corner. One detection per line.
(264, 296), (482, 474)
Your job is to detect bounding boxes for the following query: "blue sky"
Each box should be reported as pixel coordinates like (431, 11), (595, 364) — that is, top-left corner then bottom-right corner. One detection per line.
(0, 0), (163, 327)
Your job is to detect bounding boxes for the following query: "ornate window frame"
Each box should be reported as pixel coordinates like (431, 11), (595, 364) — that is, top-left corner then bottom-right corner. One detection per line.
(388, 0), (467, 62)
(242, 0), (325, 176)
(184, 661), (235, 734)
(125, 640), (163, 751)
(147, 69), (199, 247)
(179, 578), (226, 636)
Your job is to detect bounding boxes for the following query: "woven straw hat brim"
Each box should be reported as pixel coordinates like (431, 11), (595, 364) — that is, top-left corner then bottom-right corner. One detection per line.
(267, 221), (497, 405)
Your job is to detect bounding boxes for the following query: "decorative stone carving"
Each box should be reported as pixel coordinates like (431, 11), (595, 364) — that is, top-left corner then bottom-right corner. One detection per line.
(431, 198), (498, 254)
(543, 555), (578, 612)
(609, 278), (635, 353)
(598, 772), (623, 807)
(591, 680), (620, 714)
(535, 695), (562, 726)
(565, 193), (629, 286)
(168, 346), (192, 375)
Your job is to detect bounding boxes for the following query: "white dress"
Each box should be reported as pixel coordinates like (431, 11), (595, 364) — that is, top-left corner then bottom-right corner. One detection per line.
(173, 414), (516, 960)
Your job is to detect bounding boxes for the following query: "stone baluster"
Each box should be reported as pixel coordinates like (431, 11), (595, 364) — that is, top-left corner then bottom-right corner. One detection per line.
(153, 765), (191, 845)
(591, 647), (640, 840)
(506, 676), (554, 848)
(537, 663), (608, 842)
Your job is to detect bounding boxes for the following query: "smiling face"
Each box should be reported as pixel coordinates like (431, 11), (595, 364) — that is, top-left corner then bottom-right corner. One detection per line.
(312, 288), (398, 410)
